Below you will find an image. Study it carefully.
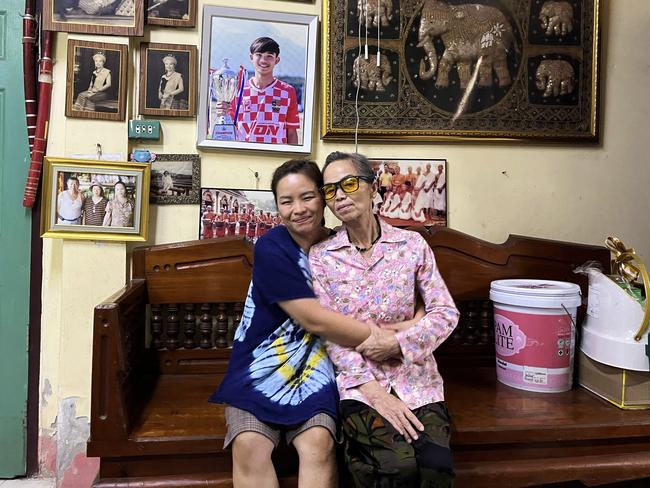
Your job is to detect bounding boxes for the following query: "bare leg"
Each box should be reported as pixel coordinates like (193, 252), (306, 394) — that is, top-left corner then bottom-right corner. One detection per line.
(293, 426), (337, 488)
(232, 432), (279, 488)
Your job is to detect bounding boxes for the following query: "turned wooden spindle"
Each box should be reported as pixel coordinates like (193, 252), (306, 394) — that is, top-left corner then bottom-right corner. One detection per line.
(199, 303), (213, 349)
(183, 304), (196, 349)
(231, 302), (244, 346)
(151, 304), (163, 350)
(451, 302), (465, 343)
(215, 303), (228, 348)
(166, 303), (180, 350)
(465, 302), (479, 345)
(480, 301), (493, 345)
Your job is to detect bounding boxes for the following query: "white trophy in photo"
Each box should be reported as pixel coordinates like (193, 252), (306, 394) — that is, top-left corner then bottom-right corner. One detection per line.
(210, 59), (238, 141)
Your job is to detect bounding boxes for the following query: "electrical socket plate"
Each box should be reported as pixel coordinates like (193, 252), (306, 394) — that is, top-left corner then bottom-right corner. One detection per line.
(128, 120), (161, 139)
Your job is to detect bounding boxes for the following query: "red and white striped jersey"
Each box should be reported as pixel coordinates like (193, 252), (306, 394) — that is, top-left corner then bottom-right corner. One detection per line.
(234, 78), (299, 144)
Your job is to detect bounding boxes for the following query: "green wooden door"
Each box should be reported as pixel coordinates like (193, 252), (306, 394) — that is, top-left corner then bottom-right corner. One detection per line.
(0, 0), (32, 477)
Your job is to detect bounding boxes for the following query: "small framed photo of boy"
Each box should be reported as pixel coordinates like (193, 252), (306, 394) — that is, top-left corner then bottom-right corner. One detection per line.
(65, 39), (128, 121)
(40, 157), (150, 242)
(44, 0), (144, 36)
(150, 154), (200, 204)
(139, 43), (197, 117)
(197, 6), (318, 154)
(146, 0), (196, 27)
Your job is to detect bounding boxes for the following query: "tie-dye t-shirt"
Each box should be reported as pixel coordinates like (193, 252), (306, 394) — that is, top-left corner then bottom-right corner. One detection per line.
(209, 225), (338, 424)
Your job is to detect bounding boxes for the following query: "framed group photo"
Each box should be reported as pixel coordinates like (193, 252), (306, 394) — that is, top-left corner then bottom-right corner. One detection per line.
(322, 0), (599, 142)
(44, 0), (144, 36)
(197, 6), (318, 153)
(139, 43), (198, 117)
(146, 0), (196, 27)
(66, 40), (128, 121)
(41, 157), (150, 241)
(200, 188), (279, 243)
(149, 154), (200, 204)
(372, 159), (447, 228)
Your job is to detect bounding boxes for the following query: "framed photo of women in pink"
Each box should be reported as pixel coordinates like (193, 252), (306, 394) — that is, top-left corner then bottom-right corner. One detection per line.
(370, 159), (447, 228)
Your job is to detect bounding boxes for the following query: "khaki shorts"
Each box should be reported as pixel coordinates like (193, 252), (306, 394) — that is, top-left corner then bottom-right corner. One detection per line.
(223, 405), (337, 449)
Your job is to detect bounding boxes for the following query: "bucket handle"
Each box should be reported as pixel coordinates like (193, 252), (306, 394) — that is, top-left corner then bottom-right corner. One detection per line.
(606, 236), (650, 341)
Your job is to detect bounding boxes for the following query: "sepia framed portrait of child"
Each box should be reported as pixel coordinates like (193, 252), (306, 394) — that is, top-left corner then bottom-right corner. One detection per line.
(139, 42), (197, 117)
(65, 39), (128, 121)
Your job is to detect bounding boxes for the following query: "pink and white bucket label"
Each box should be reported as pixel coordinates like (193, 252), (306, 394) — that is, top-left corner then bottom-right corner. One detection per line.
(494, 308), (574, 392)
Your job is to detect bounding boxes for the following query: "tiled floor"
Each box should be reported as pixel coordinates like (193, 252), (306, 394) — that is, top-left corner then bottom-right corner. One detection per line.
(0, 480), (55, 487)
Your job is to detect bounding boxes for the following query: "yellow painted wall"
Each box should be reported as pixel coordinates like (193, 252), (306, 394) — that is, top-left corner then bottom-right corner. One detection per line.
(39, 0), (650, 482)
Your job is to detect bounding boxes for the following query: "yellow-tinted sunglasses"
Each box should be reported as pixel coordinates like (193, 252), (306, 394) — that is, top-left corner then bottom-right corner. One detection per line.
(320, 175), (375, 201)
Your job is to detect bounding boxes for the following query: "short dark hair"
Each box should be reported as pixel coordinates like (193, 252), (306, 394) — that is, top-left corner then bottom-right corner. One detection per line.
(114, 180), (127, 191)
(271, 159), (323, 203)
(67, 175), (79, 183)
(323, 151), (375, 181)
(250, 37), (280, 56)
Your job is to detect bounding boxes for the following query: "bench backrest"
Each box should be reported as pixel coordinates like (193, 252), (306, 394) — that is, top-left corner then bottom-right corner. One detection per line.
(130, 228), (610, 370)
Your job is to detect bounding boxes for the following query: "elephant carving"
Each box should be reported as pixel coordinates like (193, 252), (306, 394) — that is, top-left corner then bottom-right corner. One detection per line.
(352, 54), (394, 92)
(535, 60), (574, 97)
(539, 1), (574, 36)
(417, 0), (514, 89)
(357, 0), (394, 28)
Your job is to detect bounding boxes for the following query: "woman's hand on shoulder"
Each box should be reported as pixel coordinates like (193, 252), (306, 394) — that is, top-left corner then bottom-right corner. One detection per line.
(359, 381), (424, 443)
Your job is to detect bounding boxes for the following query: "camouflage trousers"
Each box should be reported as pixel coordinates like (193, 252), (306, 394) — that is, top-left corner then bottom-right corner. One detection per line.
(339, 399), (455, 488)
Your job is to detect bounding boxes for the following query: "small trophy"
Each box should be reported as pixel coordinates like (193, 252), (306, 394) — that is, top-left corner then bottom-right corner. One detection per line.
(210, 59), (238, 141)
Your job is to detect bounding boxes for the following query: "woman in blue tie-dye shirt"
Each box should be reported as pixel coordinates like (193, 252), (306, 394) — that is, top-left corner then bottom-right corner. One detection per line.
(210, 159), (422, 488)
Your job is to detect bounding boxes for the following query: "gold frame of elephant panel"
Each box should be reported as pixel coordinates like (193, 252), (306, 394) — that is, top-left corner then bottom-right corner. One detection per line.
(322, 0), (600, 142)
(40, 157), (150, 242)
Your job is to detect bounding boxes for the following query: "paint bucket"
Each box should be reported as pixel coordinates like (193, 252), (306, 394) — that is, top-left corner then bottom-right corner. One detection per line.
(489, 279), (582, 393)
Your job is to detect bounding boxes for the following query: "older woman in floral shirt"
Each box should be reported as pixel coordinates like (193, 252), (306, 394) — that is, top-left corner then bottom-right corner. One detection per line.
(309, 152), (460, 487)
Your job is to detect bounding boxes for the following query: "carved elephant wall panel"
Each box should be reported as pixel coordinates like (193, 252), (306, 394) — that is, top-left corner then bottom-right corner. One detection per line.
(325, 0), (598, 140)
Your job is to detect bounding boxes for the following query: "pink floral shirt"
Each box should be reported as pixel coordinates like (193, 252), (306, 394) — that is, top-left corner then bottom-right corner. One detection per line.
(309, 219), (459, 410)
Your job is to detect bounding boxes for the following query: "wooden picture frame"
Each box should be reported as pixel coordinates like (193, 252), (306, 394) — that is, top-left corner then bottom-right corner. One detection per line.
(146, 0), (197, 27)
(149, 154), (201, 204)
(370, 158), (447, 228)
(199, 188), (278, 243)
(65, 40), (128, 121)
(44, 0), (144, 36)
(322, 0), (600, 142)
(196, 6), (318, 154)
(41, 157), (150, 242)
(139, 42), (198, 117)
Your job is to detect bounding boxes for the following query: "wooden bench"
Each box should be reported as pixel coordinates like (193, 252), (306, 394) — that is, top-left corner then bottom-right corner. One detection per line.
(88, 227), (650, 487)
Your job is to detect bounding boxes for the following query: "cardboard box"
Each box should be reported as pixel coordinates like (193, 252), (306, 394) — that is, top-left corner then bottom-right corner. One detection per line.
(578, 350), (650, 409)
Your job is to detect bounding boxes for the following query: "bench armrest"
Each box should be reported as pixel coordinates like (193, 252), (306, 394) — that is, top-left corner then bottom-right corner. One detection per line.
(90, 279), (149, 445)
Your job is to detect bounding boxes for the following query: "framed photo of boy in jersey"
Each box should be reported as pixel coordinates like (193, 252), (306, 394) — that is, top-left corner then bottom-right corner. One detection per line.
(139, 43), (197, 117)
(370, 159), (447, 228)
(196, 6), (318, 154)
(199, 188), (279, 244)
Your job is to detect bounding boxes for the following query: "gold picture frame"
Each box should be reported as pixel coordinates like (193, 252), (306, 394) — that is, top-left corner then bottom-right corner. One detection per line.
(41, 157), (150, 242)
(322, 0), (600, 142)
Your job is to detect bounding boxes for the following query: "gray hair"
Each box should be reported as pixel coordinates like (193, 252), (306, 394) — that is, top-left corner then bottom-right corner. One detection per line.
(323, 151), (375, 181)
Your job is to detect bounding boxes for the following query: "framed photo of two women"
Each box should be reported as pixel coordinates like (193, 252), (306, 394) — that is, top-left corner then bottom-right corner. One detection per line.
(322, 0), (600, 142)
(40, 157), (150, 242)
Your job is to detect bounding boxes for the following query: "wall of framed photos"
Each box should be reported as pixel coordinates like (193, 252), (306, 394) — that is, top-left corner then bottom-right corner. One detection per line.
(37, 0), (650, 484)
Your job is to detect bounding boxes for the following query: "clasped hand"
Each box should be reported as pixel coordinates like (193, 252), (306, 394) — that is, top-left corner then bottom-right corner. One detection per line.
(355, 324), (400, 362)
